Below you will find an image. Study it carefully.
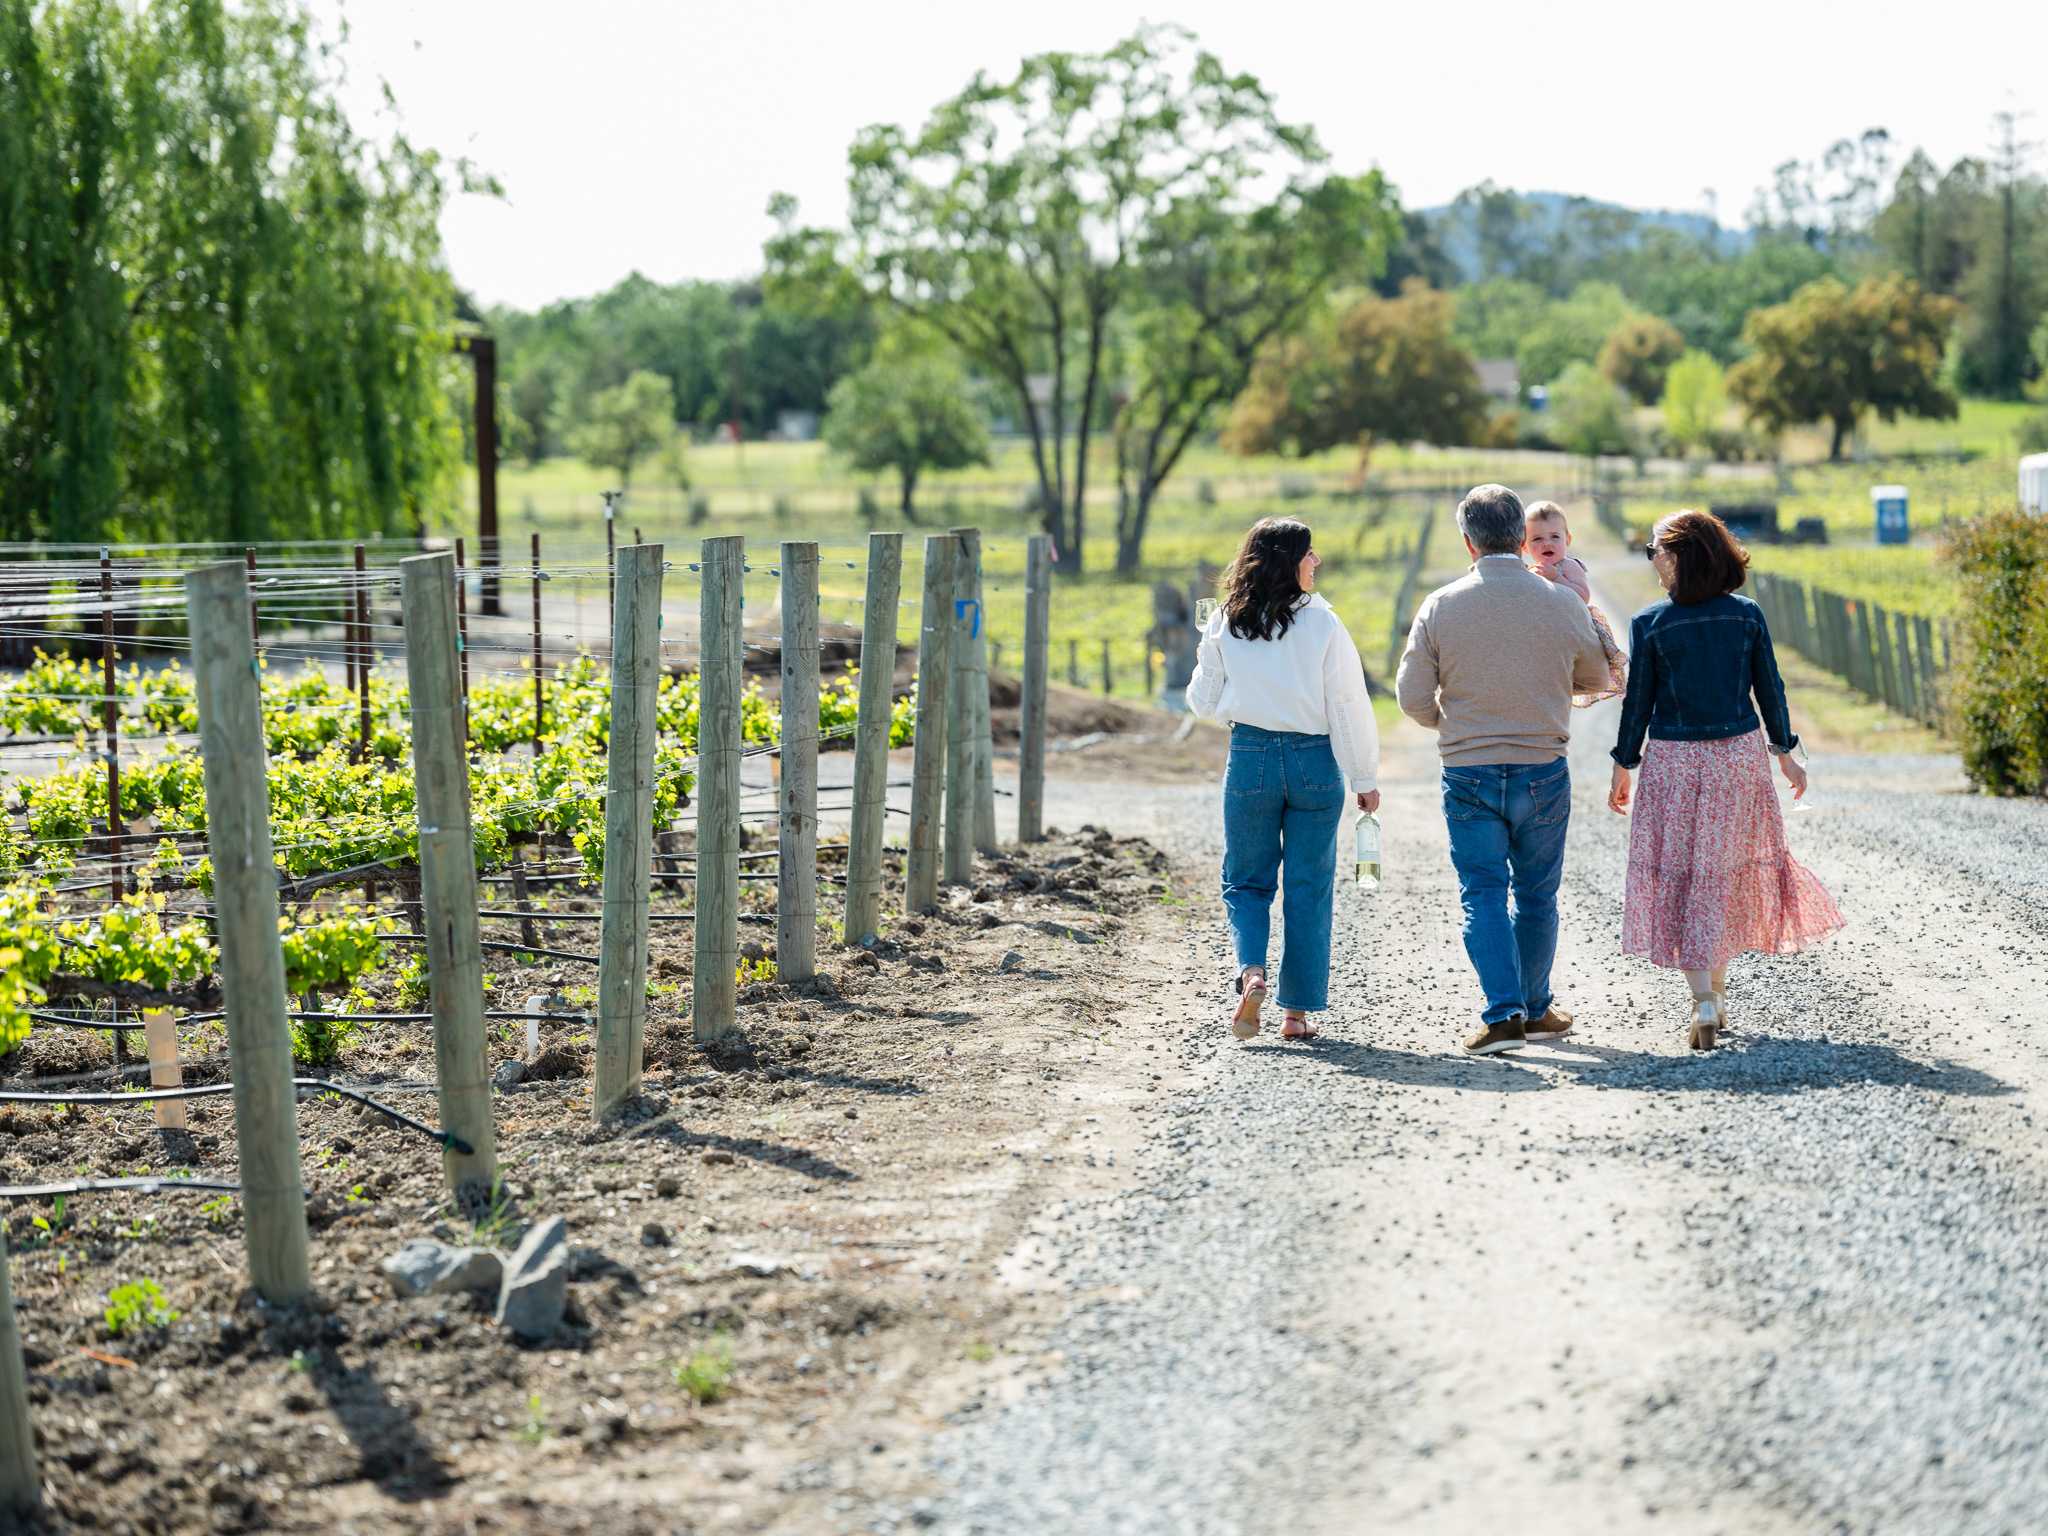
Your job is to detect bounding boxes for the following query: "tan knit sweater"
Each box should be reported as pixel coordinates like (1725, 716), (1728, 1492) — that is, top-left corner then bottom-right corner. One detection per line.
(1395, 556), (1612, 766)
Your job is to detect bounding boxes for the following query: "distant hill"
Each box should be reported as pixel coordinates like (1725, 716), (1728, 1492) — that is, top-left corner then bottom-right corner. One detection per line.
(1419, 190), (1751, 284)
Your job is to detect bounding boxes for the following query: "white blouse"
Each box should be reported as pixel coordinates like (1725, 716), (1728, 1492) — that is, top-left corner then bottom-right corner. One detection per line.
(1186, 594), (1380, 791)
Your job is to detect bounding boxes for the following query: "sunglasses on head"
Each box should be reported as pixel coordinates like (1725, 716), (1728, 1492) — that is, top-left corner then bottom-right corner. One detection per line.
(1643, 542), (1661, 561)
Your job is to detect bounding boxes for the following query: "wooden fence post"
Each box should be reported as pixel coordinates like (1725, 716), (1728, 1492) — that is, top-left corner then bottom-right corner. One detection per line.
(100, 549), (122, 906)
(596, 544), (663, 1114)
(842, 532), (902, 947)
(1915, 615), (1941, 729)
(354, 543), (371, 761)
(777, 541), (820, 983)
(906, 535), (958, 911)
(186, 560), (311, 1303)
(0, 1228), (39, 1513)
(399, 552), (498, 1199)
(1017, 535), (1051, 843)
(948, 526), (996, 852)
(1068, 638), (1079, 687)
(143, 1007), (185, 1130)
(692, 535), (745, 1043)
(1100, 639), (1113, 696)
(944, 539), (977, 886)
(531, 532), (545, 754)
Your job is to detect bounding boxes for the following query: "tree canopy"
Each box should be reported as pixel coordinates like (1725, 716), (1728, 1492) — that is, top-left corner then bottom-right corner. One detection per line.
(567, 371), (676, 493)
(1661, 350), (1730, 457)
(771, 25), (1386, 570)
(1598, 314), (1687, 403)
(0, 0), (466, 545)
(1221, 283), (1488, 466)
(821, 355), (991, 520)
(1728, 274), (1959, 459)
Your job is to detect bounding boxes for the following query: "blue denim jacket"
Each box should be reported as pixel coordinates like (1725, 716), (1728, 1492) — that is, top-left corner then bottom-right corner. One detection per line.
(1609, 593), (1798, 768)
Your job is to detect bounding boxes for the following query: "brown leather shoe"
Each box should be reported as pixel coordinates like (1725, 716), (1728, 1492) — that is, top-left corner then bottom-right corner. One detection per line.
(1525, 1005), (1575, 1042)
(1463, 1018), (1527, 1056)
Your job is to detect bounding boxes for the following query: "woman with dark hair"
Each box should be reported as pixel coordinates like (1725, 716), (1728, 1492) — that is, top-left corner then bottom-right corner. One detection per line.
(1608, 509), (1844, 1049)
(1188, 518), (1380, 1041)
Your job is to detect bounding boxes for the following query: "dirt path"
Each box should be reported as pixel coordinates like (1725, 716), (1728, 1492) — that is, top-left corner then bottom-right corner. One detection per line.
(908, 612), (2048, 1532)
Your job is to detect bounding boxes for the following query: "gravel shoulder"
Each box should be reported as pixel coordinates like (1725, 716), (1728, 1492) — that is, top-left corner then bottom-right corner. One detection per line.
(915, 640), (2048, 1534)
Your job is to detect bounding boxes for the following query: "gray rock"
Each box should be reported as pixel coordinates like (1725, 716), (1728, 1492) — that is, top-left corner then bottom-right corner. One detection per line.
(492, 1059), (525, 1090)
(382, 1239), (503, 1299)
(999, 951), (1025, 973)
(722, 1251), (796, 1279)
(495, 1216), (570, 1341)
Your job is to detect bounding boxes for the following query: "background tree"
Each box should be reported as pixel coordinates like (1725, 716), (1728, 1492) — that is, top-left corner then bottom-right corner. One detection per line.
(1108, 173), (1398, 572)
(771, 26), (1349, 571)
(1514, 282), (1633, 389)
(821, 355), (990, 521)
(1728, 274), (1959, 460)
(1956, 112), (2047, 397)
(1661, 350), (1729, 457)
(0, 0), (465, 544)
(1221, 283), (1487, 468)
(1547, 362), (1638, 459)
(1598, 314), (1686, 403)
(568, 371), (675, 493)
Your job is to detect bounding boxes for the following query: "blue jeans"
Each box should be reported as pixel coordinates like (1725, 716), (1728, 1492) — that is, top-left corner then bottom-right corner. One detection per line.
(1441, 758), (1571, 1026)
(1221, 725), (1345, 1013)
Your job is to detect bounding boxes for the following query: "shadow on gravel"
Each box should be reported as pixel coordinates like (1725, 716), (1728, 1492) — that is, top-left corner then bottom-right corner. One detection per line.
(1518, 1036), (2016, 1098)
(1254, 1039), (1556, 1092)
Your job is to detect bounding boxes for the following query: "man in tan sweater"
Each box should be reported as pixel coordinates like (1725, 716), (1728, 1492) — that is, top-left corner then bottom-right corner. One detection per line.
(1395, 484), (1611, 1056)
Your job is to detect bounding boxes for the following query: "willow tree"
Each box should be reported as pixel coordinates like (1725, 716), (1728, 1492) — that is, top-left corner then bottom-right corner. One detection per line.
(0, 0), (465, 546)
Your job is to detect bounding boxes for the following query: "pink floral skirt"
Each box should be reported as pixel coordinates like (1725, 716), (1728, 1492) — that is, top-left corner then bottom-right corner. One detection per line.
(1622, 729), (1845, 971)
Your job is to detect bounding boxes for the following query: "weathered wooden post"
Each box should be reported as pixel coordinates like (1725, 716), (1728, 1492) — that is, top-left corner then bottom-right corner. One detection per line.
(100, 549), (122, 905)
(186, 561), (310, 1303)
(399, 553), (498, 1197)
(944, 537), (977, 885)
(1018, 535), (1051, 843)
(692, 535), (745, 1043)
(531, 532), (545, 754)
(948, 526), (996, 852)
(0, 1228), (39, 1512)
(596, 544), (663, 1114)
(842, 532), (901, 947)
(777, 542), (820, 983)
(905, 535), (958, 911)
(354, 542), (371, 760)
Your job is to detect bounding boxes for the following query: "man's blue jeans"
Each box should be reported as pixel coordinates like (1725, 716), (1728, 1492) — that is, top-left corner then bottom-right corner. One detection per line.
(1441, 758), (1571, 1026)
(1221, 725), (1345, 1013)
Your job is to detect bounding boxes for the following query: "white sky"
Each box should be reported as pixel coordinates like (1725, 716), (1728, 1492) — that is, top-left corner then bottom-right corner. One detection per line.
(313, 0), (2048, 311)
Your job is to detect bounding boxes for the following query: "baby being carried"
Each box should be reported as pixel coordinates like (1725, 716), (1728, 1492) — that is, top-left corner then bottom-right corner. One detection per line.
(1523, 500), (1627, 706)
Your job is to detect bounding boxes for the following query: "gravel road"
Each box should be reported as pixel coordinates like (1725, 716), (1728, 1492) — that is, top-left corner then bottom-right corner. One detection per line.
(909, 665), (2048, 1533)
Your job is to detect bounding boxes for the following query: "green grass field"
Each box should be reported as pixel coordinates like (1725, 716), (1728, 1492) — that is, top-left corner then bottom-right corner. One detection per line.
(441, 398), (2031, 701)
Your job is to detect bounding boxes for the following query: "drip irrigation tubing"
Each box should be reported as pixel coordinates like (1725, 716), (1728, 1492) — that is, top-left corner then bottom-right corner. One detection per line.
(0, 1078), (473, 1154)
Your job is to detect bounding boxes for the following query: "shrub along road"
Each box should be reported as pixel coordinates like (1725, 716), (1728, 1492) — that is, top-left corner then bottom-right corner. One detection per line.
(909, 663), (2048, 1533)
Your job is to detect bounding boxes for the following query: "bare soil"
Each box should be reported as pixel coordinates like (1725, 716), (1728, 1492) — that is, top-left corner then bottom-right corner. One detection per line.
(0, 811), (1200, 1535)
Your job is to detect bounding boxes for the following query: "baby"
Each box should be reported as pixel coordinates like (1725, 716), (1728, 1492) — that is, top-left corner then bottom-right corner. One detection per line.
(1523, 500), (1627, 705)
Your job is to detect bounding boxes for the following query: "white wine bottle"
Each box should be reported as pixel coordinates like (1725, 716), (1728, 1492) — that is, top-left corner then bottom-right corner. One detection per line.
(1355, 809), (1381, 891)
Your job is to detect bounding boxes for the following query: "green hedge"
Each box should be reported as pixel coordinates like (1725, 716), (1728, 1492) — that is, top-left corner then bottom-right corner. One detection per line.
(1946, 508), (2048, 795)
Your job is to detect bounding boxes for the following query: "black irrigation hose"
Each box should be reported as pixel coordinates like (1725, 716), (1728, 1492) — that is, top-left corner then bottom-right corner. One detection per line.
(376, 933), (598, 964)
(28, 1006), (591, 1032)
(1, 1175), (248, 1201)
(0, 1078), (473, 1156)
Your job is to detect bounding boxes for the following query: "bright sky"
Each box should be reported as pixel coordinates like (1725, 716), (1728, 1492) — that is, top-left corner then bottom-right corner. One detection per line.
(315, 0), (2048, 311)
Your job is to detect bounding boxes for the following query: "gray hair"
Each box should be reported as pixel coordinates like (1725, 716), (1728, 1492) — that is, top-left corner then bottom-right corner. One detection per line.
(1457, 483), (1526, 556)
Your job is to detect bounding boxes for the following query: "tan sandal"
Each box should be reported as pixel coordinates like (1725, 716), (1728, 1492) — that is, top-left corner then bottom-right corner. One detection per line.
(1231, 970), (1266, 1040)
(1688, 994), (1722, 1052)
(1280, 1011), (1318, 1041)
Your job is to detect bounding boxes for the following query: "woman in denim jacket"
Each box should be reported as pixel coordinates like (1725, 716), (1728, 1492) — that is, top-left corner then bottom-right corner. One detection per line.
(1189, 518), (1380, 1042)
(1607, 510), (1844, 1049)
